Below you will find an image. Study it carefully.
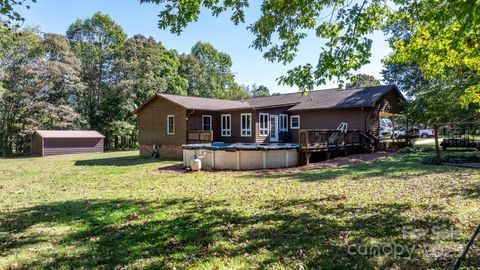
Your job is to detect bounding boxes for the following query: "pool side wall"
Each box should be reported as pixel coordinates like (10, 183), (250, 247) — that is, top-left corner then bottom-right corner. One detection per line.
(183, 149), (299, 170)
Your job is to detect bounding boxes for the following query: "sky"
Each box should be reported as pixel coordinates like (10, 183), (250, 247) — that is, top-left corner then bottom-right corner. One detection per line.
(18, 0), (392, 94)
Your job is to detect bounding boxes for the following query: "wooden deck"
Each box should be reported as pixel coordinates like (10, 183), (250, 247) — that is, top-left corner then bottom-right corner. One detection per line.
(298, 129), (377, 165)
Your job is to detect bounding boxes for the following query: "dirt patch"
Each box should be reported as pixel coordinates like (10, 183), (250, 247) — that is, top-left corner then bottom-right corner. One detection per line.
(158, 151), (399, 175)
(252, 151), (399, 174)
(158, 163), (187, 173)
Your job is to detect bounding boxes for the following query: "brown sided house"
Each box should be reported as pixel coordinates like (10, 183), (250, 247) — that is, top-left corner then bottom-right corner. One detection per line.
(135, 85), (405, 158)
(32, 130), (105, 157)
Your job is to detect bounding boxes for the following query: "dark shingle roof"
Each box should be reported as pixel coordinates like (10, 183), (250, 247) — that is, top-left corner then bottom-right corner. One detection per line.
(35, 130), (105, 138)
(245, 92), (310, 108)
(158, 93), (251, 111)
(136, 85), (403, 113)
(287, 85), (402, 111)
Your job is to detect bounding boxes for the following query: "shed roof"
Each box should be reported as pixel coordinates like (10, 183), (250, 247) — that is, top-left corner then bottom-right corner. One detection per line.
(35, 130), (105, 139)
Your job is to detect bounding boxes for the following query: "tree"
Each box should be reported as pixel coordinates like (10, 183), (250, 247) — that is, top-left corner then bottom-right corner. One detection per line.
(177, 41), (248, 99)
(0, 30), (83, 155)
(143, 0), (480, 105)
(66, 12), (127, 130)
(227, 84), (250, 100)
(387, 1), (480, 109)
(178, 53), (208, 97)
(188, 41), (244, 98)
(0, 27), (42, 155)
(345, 74), (380, 89)
(250, 84), (270, 97)
(0, 0), (36, 25)
(0, 0), (37, 52)
(382, 18), (479, 164)
(104, 120), (136, 150)
(116, 34), (188, 106)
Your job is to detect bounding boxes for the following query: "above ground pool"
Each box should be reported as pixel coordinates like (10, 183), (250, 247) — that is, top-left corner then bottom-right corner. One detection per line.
(182, 142), (299, 170)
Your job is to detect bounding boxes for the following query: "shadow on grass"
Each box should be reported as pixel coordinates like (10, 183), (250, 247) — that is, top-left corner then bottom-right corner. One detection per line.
(1, 197), (473, 269)
(74, 155), (173, 167)
(244, 154), (464, 182)
(449, 182), (480, 199)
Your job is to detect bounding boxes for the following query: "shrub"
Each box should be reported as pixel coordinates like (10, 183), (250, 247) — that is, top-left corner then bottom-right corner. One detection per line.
(422, 154), (480, 165)
(399, 146), (432, 154)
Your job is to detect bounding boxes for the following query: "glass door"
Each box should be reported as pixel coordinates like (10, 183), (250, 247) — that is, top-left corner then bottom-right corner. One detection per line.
(269, 115), (279, 142)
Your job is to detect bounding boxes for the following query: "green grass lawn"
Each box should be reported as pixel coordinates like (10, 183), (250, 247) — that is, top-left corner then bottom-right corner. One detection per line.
(1, 150), (479, 269)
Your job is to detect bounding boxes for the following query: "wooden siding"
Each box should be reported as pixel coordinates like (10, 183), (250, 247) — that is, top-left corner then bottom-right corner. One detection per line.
(31, 133), (43, 156)
(136, 88), (404, 154)
(187, 109), (257, 143)
(254, 106), (291, 143)
(187, 110), (217, 132)
(42, 138), (104, 156)
(290, 108), (371, 143)
(137, 96), (187, 157)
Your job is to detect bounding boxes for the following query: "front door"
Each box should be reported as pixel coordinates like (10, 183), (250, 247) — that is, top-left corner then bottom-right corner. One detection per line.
(270, 115), (279, 142)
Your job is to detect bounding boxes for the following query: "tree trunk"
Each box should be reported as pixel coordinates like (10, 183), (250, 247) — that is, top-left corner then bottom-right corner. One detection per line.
(433, 124), (442, 165)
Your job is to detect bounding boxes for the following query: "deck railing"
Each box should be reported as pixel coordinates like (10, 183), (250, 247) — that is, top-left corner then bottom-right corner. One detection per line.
(298, 129), (375, 149)
(187, 130), (213, 143)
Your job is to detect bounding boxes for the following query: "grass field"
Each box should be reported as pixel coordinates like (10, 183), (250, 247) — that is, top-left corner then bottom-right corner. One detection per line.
(1, 150), (479, 269)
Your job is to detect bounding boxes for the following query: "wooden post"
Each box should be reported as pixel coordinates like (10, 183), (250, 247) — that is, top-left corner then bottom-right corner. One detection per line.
(433, 124), (442, 165)
(304, 152), (311, 165)
(305, 130), (309, 147)
(392, 116), (396, 143)
(325, 151), (331, 160)
(405, 115), (410, 146)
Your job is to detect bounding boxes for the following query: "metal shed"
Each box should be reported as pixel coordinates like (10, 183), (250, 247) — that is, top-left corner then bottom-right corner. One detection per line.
(31, 130), (105, 157)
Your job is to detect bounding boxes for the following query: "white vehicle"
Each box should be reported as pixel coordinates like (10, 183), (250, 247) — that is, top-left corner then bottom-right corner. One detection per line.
(380, 118), (393, 133)
(392, 127), (406, 139)
(392, 127), (435, 139)
(418, 128), (435, 138)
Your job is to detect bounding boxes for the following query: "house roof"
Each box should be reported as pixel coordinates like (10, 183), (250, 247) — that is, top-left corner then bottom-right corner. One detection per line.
(158, 93), (251, 111)
(135, 85), (404, 113)
(286, 85), (403, 111)
(245, 91), (310, 108)
(35, 130), (105, 139)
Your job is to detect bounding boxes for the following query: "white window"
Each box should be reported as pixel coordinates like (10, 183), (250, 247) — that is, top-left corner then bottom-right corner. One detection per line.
(279, 114), (288, 132)
(259, 113), (269, 136)
(241, 113), (252, 137)
(167, 115), (175, 135)
(202, 115), (212, 131)
(221, 114), (231, 136)
(290, 115), (300, 129)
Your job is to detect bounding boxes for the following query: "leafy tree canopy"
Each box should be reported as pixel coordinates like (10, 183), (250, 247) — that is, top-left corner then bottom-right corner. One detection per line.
(116, 34), (188, 105)
(0, 0), (36, 25)
(250, 84), (270, 97)
(345, 74), (380, 89)
(142, 0), (480, 105)
(66, 12), (127, 129)
(0, 28), (83, 155)
(180, 41), (247, 99)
